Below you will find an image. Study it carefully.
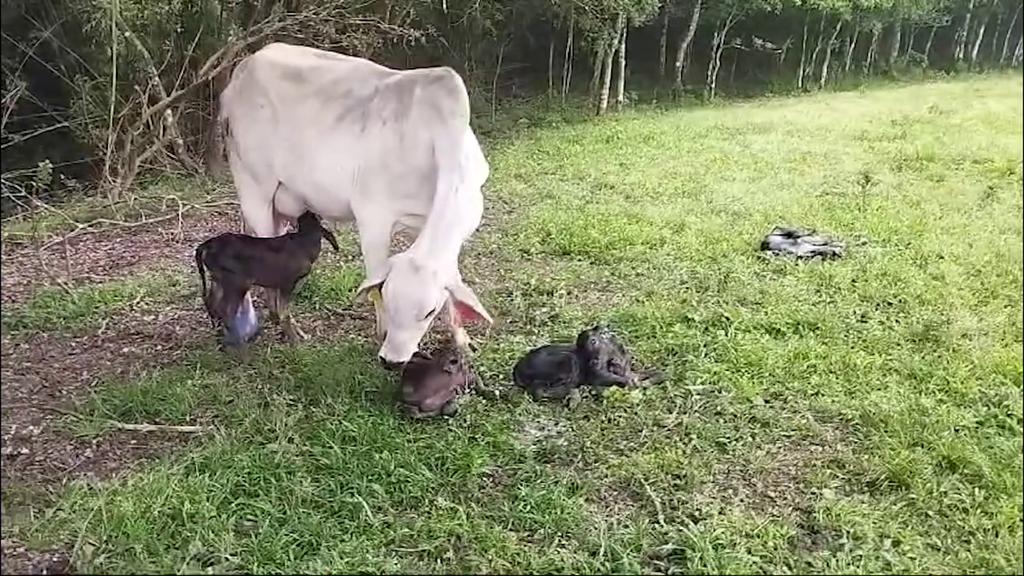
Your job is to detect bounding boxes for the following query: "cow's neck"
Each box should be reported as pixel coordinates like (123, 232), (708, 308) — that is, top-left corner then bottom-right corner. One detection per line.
(406, 188), (471, 279)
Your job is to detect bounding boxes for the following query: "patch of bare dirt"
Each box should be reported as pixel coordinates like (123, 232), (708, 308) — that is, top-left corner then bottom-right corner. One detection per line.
(0, 542), (73, 575)
(1, 208), (242, 307)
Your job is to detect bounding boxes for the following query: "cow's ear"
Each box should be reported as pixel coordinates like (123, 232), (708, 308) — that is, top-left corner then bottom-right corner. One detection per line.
(355, 274), (387, 303)
(447, 281), (493, 326)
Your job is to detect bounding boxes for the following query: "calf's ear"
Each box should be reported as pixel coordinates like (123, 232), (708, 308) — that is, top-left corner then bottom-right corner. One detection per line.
(446, 281), (493, 326)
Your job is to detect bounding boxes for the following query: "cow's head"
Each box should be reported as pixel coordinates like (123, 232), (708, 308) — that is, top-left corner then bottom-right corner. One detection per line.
(356, 251), (492, 366)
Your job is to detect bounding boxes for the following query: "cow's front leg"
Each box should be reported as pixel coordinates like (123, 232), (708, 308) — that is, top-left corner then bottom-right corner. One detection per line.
(356, 222), (394, 343)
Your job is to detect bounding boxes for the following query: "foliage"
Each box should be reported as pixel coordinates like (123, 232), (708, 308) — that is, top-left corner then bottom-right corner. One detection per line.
(1, 0), (1021, 212)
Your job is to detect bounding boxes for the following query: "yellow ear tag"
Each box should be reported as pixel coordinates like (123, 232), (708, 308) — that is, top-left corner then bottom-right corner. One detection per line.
(368, 287), (382, 305)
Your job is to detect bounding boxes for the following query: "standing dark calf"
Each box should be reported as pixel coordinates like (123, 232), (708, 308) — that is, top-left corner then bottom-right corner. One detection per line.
(195, 210), (340, 350)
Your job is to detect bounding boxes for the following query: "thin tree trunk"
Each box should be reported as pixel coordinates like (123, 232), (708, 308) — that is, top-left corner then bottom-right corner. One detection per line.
(562, 11), (575, 99)
(798, 13), (810, 88)
(1014, 33), (1023, 65)
(548, 24), (556, 95)
(845, 22), (860, 72)
(989, 11), (1003, 62)
(956, 0), (976, 61)
(808, 12), (829, 81)
(706, 22), (720, 97)
(729, 48), (738, 85)
(598, 14), (623, 114)
(658, 1), (671, 80)
(1001, 4), (1023, 64)
(673, 0), (702, 90)
(820, 18), (844, 88)
(970, 6), (991, 66)
(924, 26), (938, 64)
(904, 26), (917, 57)
(779, 36), (793, 72)
(865, 24), (880, 73)
(615, 16), (627, 109)
(888, 20), (902, 67)
(706, 11), (739, 99)
(590, 44), (606, 97)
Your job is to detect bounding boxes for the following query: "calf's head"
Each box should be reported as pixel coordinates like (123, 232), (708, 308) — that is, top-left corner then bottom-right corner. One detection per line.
(356, 252), (492, 366)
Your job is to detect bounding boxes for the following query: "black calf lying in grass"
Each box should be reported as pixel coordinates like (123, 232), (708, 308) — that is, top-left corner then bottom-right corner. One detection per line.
(513, 324), (664, 409)
(195, 210), (340, 351)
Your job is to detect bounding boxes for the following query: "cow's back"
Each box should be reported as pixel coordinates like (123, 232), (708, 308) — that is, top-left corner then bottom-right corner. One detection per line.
(220, 42), (479, 224)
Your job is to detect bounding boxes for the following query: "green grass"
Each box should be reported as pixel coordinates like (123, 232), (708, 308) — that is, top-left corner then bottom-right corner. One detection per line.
(9, 74), (1024, 574)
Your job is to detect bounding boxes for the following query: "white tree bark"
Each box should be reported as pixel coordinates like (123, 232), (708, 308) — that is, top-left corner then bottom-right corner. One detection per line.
(598, 14), (624, 114)
(1001, 3), (1023, 64)
(844, 22), (860, 72)
(673, 0), (702, 90)
(820, 18), (844, 88)
(615, 16), (627, 109)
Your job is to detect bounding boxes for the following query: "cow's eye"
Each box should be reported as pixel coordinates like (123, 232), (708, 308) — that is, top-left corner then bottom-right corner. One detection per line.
(421, 307), (438, 321)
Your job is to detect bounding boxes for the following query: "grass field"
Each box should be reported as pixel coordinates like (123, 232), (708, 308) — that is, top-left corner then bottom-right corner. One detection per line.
(2, 74), (1022, 574)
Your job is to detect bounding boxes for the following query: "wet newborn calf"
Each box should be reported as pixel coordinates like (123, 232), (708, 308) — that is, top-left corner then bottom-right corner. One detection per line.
(513, 325), (662, 408)
(399, 347), (489, 418)
(760, 226), (844, 259)
(195, 210), (339, 352)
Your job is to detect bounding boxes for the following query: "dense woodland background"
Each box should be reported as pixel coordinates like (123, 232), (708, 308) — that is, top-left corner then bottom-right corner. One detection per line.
(2, 0), (1022, 216)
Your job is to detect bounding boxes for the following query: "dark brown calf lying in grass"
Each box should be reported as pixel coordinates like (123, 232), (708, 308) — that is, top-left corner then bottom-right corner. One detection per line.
(195, 210), (340, 351)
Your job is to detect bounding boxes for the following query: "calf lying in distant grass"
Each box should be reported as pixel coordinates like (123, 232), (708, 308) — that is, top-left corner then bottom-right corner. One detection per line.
(195, 210), (340, 351)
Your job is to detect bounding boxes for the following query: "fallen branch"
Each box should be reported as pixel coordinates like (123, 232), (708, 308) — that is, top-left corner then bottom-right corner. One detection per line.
(2, 402), (212, 433)
(639, 477), (668, 529)
(38, 199), (238, 250)
(106, 422), (210, 433)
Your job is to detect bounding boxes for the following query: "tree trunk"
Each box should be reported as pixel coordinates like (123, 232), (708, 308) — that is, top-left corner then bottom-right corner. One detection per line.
(779, 36), (793, 72)
(969, 6), (991, 66)
(729, 48), (739, 84)
(615, 16), (627, 109)
(888, 20), (902, 67)
(705, 23), (722, 98)
(548, 24), (556, 95)
(590, 43), (606, 97)
(808, 12), (830, 81)
(705, 13), (739, 99)
(597, 14), (623, 115)
(956, 0), (976, 62)
(1001, 3), (1023, 64)
(989, 11), (1003, 62)
(904, 26), (917, 57)
(673, 0), (702, 90)
(1014, 33), (1023, 65)
(798, 13), (810, 88)
(658, 1), (671, 80)
(820, 18), (844, 88)
(562, 11), (575, 99)
(865, 24), (880, 73)
(924, 26), (938, 64)
(845, 22), (860, 72)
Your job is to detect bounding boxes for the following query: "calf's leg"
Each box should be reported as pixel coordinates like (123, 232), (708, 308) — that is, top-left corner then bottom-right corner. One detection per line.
(277, 280), (308, 343)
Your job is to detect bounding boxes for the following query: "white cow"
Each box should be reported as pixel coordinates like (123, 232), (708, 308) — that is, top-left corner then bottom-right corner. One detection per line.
(218, 42), (494, 366)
